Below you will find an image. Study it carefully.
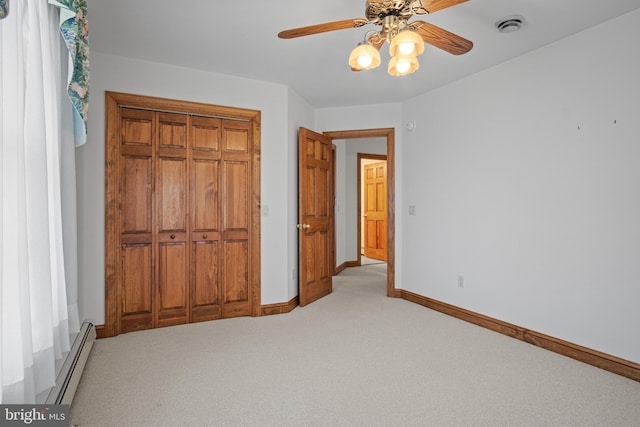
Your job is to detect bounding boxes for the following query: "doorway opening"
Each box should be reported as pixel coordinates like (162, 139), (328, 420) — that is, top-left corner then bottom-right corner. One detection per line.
(359, 154), (388, 265)
(324, 128), (396, 298)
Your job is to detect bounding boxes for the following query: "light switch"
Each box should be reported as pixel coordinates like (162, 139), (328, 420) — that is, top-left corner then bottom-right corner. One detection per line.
(408, 205), (416, 216)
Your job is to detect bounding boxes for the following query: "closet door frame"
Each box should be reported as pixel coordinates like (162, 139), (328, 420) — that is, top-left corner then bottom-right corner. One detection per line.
(104, 91), (261, 337)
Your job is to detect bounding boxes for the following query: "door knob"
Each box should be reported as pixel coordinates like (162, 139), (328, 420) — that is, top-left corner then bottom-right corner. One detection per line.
(296, 223), (311, 230)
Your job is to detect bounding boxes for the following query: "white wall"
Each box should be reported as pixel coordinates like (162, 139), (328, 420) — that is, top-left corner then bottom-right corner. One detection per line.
(78, 52), (297, 323)
(402, 9), (640, 363)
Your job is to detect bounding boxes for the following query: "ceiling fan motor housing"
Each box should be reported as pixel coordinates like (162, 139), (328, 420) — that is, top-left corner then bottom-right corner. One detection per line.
(366, 0), (415, 24)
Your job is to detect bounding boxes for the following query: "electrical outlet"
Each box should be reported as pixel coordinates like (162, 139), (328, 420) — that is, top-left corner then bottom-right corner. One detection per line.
(262, 205), (269, 216)
(457, 275), (464, 288)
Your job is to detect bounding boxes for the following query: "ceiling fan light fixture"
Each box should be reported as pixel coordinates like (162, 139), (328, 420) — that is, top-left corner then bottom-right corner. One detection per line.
(389, 29), (424, 57)
(348, 42), (381, 70)
(388, 54), (419, 76)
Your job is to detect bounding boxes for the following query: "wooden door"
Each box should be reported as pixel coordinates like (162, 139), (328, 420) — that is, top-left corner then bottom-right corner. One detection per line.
(119, 108), (155, 333)
(298, 128), (334, 306)
(156, 113), (190, 327)
(219, 119), (252, 318)
(363, 161), (387, 261)
(190, 116), (222, 322)
(105, 92), (261, 337)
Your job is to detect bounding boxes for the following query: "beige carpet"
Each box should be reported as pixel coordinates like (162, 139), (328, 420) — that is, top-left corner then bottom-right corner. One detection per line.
(70, 267), (640, 426)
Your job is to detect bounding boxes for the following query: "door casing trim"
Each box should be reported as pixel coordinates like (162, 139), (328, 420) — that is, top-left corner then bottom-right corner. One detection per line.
(323, 128), (396, 297)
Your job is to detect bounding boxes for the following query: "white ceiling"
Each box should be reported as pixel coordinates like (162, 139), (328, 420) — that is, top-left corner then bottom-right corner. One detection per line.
(88, 0), (640, 108)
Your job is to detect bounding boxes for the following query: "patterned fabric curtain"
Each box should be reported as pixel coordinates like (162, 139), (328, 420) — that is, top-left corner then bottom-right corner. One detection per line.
(48, 0), (89, 147)
(0, 0), (8, 20)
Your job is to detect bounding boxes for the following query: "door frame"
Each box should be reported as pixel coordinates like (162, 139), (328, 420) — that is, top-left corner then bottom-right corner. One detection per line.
(324, 128), (396, 298)
(104, 92), (262, 337)
(358, 153), (388, 265)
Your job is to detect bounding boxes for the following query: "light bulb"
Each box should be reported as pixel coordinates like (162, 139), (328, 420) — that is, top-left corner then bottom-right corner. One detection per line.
(357, 55), (373, 68)
(398, 42), (415, 56)
(388, 54), (419, 76)
(348, 43), (381, 70)
(395, 60), (411, 74)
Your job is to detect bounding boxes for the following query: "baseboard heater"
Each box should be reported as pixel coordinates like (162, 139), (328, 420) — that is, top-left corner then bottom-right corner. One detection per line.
(46, 321), (96, 405)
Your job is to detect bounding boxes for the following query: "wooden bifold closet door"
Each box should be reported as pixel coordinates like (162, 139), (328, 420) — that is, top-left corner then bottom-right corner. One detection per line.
(105, 92), (260, 337)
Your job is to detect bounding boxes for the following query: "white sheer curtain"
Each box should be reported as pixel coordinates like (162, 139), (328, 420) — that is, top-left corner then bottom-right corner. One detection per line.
(1, 0), (79, 404)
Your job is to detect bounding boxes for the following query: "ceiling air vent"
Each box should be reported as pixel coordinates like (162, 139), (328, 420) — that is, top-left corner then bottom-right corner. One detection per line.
(496, 15), (527, 33)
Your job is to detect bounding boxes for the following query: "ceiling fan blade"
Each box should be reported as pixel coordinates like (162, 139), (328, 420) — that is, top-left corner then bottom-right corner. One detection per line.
(411, 0), (469, 14)
(411, 20), (473, 55)
(278, 18), (368, 39)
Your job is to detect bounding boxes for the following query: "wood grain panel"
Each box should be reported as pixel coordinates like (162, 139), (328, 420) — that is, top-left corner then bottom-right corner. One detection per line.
(223, 161), (248, 231)
(304, 166), (316, 217)
(158, 158), (187, 232)
(223, 240), (248, 303)
(122, 156), (152, 234)
(121, 109), (153, 146)
(158, 113), (187, 148)
(192, 116), (221, 152)
(192, 241), (219, 307)
(158, 242), (187, 311)
(122, 244), (152, 315)
(223, 122), (249, 153)
(192, 160), (219, 231)
(376, 181), (384, 210)
(302, 231), (316, 286)
(318, 231), (329, 281)
(317, 167), (328, 216)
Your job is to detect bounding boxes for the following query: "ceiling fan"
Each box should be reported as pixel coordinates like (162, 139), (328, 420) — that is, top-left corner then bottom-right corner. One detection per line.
(278, 0), (473, 76)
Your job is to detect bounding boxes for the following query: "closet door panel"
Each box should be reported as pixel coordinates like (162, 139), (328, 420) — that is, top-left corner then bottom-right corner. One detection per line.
(223, 161), (249, 232)
(158, 112), (187, 149)
(120, 243), (153, 333)
(158, 158), (187, 232)
(192, 159), (219, 232)
(191, 241), (221, 321)
(192, 116), (221, 152)
(122, 156), (152, 234)
(119, 108), (155, 333)
(157, 241), (188, 326)
(222, 240), (249, 317)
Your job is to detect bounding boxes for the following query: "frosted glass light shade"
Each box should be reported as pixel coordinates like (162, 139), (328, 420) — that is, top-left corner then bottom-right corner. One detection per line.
(389, 29), (424, 57)
(348, 43), (381, 70)
(388, 55), (419, 76)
